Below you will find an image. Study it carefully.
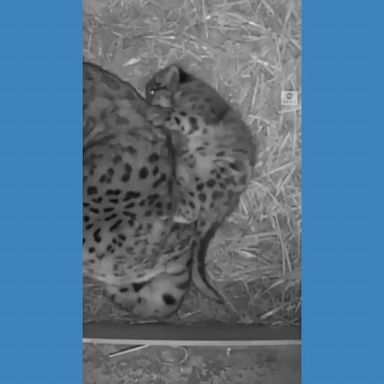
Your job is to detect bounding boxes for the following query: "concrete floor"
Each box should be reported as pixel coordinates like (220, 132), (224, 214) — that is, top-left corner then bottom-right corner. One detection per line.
(83, 344), (300, 383)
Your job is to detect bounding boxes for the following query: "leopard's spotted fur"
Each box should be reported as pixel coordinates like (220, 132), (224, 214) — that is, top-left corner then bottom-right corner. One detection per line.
(84, 62), (191, 318)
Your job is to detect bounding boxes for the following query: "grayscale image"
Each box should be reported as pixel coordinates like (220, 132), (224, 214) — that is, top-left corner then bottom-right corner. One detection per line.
(83, 0), (301, 382)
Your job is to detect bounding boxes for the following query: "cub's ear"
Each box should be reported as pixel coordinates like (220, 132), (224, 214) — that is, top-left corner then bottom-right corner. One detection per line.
(164, 65), (180, 91)
(176, 66), (193, 84)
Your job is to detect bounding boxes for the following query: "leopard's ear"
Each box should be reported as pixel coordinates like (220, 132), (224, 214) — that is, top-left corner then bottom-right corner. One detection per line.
(164, 65), (180, 91)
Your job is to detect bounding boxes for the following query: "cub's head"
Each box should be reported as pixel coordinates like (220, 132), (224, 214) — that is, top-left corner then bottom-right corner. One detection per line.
(145, 65), (194, 107)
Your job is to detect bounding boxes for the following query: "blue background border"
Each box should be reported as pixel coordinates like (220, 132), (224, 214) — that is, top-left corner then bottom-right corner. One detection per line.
(0, 2), (82, 382)
(303, 1), (383, 383)
(0, 1), (383, 383)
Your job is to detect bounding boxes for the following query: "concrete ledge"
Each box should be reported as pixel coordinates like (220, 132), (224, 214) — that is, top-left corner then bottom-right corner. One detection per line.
(83, 322), (301, 346)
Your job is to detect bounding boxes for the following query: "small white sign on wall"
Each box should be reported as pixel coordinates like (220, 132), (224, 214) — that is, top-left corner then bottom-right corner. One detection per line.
(281, 91), (299, 106)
